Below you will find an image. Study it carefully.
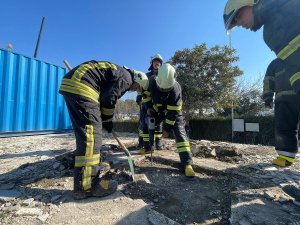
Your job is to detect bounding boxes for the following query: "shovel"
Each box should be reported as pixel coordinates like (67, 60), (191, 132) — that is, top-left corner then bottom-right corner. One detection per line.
(112, 131), (135, 181)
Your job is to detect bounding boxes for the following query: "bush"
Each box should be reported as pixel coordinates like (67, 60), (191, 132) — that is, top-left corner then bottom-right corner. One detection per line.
(189, 116), (275, 145)
(113, 120), (139, 133)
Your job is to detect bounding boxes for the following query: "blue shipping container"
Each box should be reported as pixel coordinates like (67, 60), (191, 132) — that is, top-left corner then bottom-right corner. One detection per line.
(0, 48), (72, 135)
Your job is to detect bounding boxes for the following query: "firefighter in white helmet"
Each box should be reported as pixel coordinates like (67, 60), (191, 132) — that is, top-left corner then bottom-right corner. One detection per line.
(144, 63), (195, 177)
(137, 54), (164, 153)
(223, 0), (300, 167)
(59, 60), (148, 199)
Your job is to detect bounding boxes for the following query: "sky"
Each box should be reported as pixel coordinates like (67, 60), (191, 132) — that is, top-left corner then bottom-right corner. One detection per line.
(0, 0), (275, 99)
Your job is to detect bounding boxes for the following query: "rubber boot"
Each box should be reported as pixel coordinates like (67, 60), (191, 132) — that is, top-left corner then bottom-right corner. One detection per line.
(139, 148), (154, 155)
(272, 157), (293, 167)
(136, 136), (143, 149)
(155, 138), (163, 150)
(185, 165), (196, 177)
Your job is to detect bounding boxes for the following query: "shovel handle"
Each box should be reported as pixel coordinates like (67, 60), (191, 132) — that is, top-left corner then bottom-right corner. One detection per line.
(63, 60), (73, 71)
(112, 131), (131, 157)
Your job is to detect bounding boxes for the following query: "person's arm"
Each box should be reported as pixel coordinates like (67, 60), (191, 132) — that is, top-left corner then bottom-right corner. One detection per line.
(262, 60), (276, 109)
(101, 75), (132, 131)
(164, 84), (182, 132)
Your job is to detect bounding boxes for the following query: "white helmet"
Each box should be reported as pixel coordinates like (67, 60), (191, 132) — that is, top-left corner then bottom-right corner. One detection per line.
(156, 63), (176, 90)
(133, 70), (148, 90)
(150, 54), (163, 64)
(223, 0), (259, 30)
(148, 54), (163, 71)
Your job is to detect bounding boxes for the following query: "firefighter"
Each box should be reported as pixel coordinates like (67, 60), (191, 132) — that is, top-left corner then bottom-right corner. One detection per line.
(223, 0), (300, 166)
(223, 0), (300, 91)
(145, 63), (195, 177)
(59, 61), (148, 199)
(138, 54), (164, 154)
(263, 58), (300, 166)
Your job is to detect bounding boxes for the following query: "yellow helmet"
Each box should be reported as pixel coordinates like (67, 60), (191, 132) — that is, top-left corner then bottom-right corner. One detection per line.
(156, 63), (176, 90)
(223, 0), (259, 30)
(133, 70), (148, 90)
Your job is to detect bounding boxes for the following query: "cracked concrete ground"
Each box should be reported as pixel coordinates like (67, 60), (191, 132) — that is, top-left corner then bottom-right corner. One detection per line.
(0, 132), (300, 225)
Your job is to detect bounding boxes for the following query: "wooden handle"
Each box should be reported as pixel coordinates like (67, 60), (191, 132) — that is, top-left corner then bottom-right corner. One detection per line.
(112, 131), (131, 157)
(63, 60), (72, 71)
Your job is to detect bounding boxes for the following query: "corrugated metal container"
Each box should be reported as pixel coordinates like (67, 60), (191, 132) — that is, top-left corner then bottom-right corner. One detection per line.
(0, 48), (71, 135)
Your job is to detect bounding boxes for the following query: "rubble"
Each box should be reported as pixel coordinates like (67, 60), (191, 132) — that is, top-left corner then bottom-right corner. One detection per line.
(0, 133), (299, 225)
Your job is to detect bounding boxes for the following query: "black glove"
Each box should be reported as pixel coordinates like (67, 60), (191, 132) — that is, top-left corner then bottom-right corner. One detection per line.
(103, 121), (113, 133)
(264, 99), (273, 109)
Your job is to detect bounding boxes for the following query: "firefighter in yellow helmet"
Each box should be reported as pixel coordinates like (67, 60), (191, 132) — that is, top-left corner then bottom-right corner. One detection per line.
(136, 54), (164, 153)
(144, 63), (195, 177)
(59, 60), (148, 199)
(223, 0), (300, 167)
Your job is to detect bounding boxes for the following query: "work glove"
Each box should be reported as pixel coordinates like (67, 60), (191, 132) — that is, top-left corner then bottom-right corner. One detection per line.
(264, 100), (273, 109)
(103, 121), (113, 133)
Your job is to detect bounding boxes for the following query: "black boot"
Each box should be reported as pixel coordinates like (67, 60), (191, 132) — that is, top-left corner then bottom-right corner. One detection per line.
(155, 138), (163, 150)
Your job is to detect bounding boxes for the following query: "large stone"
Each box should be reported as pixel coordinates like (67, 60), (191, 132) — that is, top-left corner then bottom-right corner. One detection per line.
(15, 207), (43, 216)
(147, 209), (180, 225)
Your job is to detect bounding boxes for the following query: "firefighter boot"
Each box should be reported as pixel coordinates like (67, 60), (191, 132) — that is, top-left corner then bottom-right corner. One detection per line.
(136, 136), (144, 149)
(272, 155), (293, 167)
(139, 148), (154, 155)
(185, 165), (195, 177)
(74, 179), (118, 200)
(155, 138), (163, 150)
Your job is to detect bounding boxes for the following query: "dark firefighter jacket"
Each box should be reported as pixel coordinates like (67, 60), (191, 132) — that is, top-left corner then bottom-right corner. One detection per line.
(253, 0), (300, 89)
(147, 76), (183, 132)
(59, 61), (133, 122)
(136, 70), (158, 105)
(263, 58), (298, 103)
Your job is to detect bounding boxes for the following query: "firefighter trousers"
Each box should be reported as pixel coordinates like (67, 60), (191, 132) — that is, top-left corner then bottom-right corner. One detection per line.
(275, 96), (300, 159)
(144, 115), (193, 165)
(141, 105), (163, 150)
(63, 93), (102, 192)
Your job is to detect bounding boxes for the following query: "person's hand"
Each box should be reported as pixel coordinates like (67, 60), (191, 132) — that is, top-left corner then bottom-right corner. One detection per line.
(265, 100), (273, 109)
(162, 130), (169, 138)
(103, 121), (113, 133)
(136, 100), (141, 106)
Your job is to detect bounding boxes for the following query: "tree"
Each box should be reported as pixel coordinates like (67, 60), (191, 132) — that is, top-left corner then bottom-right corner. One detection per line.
(169, 44), (242, 120)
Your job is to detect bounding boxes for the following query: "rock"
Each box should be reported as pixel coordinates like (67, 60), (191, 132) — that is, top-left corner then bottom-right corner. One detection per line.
(40, 156), (50, 160)
(134, 174), (151, 184)
(21, 198), (35, 206)
(263, 166), (278, 171)
(15, 207), (43, 216)
(2, 205), (21, 212)
(0, 190), (22, 202)
(147, 209), (180, 225)
(38, 213), (50, 222)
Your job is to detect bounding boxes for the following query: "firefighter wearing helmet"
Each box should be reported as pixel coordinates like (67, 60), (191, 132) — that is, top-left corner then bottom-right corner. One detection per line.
(223, 0), (300, 167)
(59, 60), (147, 199)
(136, 54), (164, 153)
(144, 63), (195, 177)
